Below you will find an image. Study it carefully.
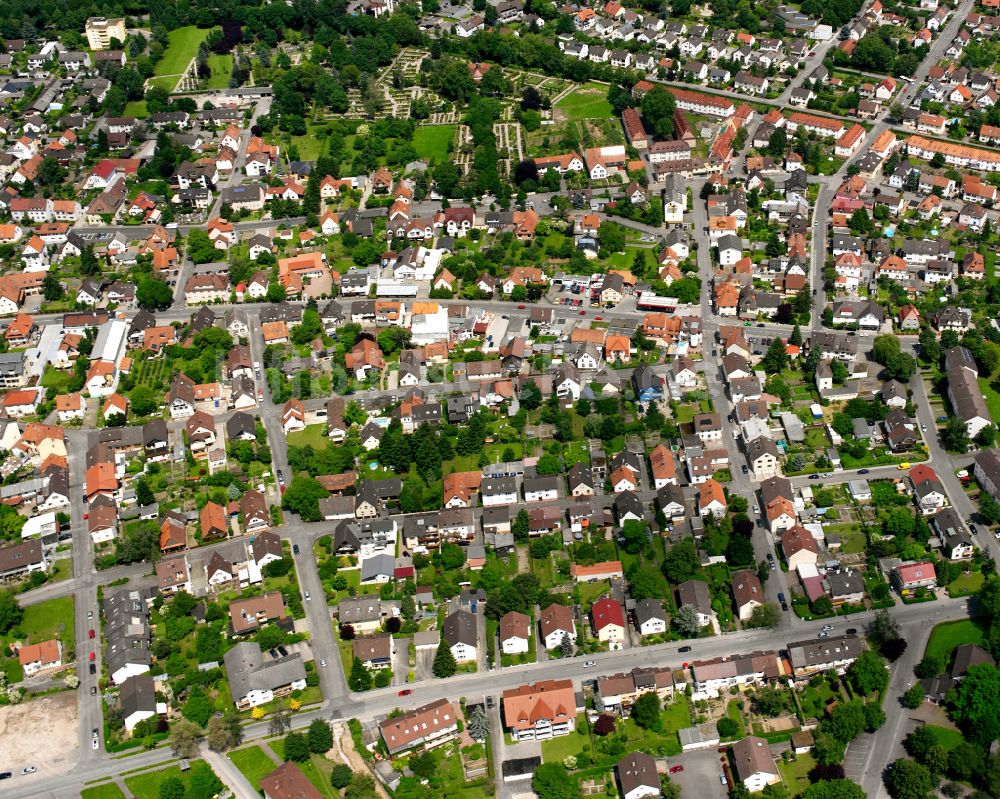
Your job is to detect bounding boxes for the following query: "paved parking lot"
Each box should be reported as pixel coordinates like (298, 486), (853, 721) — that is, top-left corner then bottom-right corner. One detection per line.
(843, 732), (873, 782)
(665, 748), (728, 799)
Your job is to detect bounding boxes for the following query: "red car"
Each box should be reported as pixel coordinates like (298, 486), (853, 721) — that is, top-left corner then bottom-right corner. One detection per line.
(669, 766), (684, 775)
(88, 629), (95, 639)
(398, 689), (412, 696)
(578, 310), (586, 315)
(89, 651), (95, 662)
(517, 304), (525, 309)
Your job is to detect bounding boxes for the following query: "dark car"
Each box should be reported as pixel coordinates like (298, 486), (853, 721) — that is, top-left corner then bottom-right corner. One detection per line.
(756, 519), (765, 528)
(741, 465), (748, 474)
(846, 628), (858, 634)
(277, 646), (289, 657)
(0, 772), (11, 780)
(809, 474), (819, 480)
(678, 645), (692, 653)
(766, 553), (774, 562)
(89, 663), (96, 674)
(293, 544), (300, 555)
(777, 593), (786, 603)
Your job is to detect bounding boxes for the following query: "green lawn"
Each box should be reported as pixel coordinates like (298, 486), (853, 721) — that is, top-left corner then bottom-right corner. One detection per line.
(778, 754), (815, 796)
(124, 100), (148, 118)
(81, 783), (127, 799)
(540, 719), (593, 763)
(926, 724), (964, 751)
(124, 762), (205, 799)
(290, 124), (326, 161)
(229, 744), (277, 788)
(206, 53), (233, 89)
(152, 26), (211, 91)
(578, 579), (611, 608)
(925, 619), (986, 665)
(556, 83), (614, 120)
(18, 596), (75, 644)
(674, 404), (695, 425)
(980, 377), (1000, 423)
(413, 125), (455, 162)
(662, 695), (692, 732)
(947, 571), (984, 597)
(287, 424), (331, 450)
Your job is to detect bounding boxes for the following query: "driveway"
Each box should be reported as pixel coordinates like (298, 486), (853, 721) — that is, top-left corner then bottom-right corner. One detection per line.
(392, 637), (411, 685)
(415, 648), (436, 681)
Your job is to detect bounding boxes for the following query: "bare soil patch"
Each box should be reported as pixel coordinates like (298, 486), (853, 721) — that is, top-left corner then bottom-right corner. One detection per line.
(0, 691), (78, 776)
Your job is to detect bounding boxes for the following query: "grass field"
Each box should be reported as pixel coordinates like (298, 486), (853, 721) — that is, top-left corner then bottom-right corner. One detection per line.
(778, 754), (815, 796)
(124, 763), (197, 799)
(556, 82), (613, 120)
(125, 100), (148, 118)
(947, 571), (985, 597)
(287, 424), (331, 450)
(290, 123), (326, 161)
(980, 377), (1000, 423)
(206, 54), (233, 89)
(18, 596), (75, 644)
(81, 784), (127, 799)
(152, 26), (211, 91)
(926, 724), (965, 751)
(229, 744), (277, 788)
(413, 125), (455, 162)
(540, 718), (592, 762)
(925, 619), (986, 665)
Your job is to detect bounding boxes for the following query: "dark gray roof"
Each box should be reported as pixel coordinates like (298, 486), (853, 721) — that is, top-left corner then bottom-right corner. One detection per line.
(442, 609), (477, 647)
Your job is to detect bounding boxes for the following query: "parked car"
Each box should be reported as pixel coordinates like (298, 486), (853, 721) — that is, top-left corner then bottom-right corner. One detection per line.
(669, 766), (684, 774)
(858, 469), (869, 474)
(845, 628), (858, 634)
(398, 689), (412, 696)
(293, 544), (300, 555)
(678, 646), (692, 653)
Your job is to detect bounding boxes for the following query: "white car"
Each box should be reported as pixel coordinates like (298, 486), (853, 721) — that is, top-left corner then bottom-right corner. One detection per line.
(583, 660), (596, 668)
(92, 737), (99, 750)
(21, 766), (36, 775)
